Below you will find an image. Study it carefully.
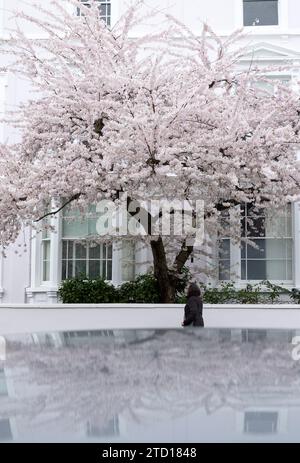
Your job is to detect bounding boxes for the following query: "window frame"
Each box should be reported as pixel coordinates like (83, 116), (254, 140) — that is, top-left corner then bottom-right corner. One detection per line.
(61, 239), (113, 281)
(218, 204), (294, 286)
(76, 0), (111, 27)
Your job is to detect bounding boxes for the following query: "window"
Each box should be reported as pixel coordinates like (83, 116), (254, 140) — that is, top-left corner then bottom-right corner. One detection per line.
(243, 0), (279, 26)
(244, 411), (278, 434)
(62, 205), (113, 280)
(62, 241), (112, 280)
(241, 204), (292, 281)
(40, 215), (51, 282)
(218, 210), (231, 280)
(218, 239), (231, 280)
(77, 0), (111, 26)
(121, 241), (135, 281)
(87, 415), (119, 437)
(42, 228), (51, 282)
(218, 204), (293, 282)
(63, 330), (114, 346)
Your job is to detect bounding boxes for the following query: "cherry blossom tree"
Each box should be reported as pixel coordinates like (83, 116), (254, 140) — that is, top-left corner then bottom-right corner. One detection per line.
(1, 0), (300, 301)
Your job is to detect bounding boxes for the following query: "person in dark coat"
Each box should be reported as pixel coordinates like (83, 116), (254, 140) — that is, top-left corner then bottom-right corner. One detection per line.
(182, 283), (204, 327)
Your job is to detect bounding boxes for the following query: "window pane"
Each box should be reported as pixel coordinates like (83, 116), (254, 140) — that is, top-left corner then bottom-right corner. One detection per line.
(89, 260), (100, 279)
(219, 260), (230, 281)
(75, 243), (87, 259)
(63, 219), (88, 238)
(241, 260), (246, 280)
(219, 239), (230, 259)
(75, 260), (86, 277)
(43, 260), (50, 281)
(62, 241), (68, 259)
(68, 241), (74, 259)
(67, 260), (73, 279)
(246, 260), (267, 280)
(101, 260), (107, 279)
(247, 240), (266, 259)
(287, 260), (293, 281)
(244, 411), (278, 434)
(107, 259), (112, 280)
(266, 260), (287, 280)
(89, 244), (100, 259)
(265, 239), (288, 259)
(243, 1), (278, 27)
(62, 260), (67, 280)
(43, 241), (51, 260)
(246, 216), (265, 237)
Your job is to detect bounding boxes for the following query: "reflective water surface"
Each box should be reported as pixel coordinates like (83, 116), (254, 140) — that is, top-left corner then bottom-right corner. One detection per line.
(1, 328), (300, 442)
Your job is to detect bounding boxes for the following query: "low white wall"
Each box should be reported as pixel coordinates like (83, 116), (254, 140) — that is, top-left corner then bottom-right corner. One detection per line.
(0, 304), (300, 334)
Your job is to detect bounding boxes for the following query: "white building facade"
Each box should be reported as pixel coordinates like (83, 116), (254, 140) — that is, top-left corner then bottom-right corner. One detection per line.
(1, 0), (300, 303)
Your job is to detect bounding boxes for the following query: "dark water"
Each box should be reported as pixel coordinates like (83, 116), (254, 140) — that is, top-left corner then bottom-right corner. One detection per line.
(0, 328), (300, 442)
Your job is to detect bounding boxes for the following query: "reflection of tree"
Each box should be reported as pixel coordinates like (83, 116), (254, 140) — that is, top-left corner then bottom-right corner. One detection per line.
(1, 329), (300, 438)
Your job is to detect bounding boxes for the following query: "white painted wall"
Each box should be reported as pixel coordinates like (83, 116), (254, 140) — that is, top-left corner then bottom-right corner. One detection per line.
(1, 305), (300, 333)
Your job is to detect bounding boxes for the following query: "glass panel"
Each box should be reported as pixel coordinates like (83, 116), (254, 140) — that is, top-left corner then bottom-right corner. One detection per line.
(246, 216), (266, 237)
(244, 411), (278, 434)
(107, 259), (112, 280)
(241, 260), (246, 280)
(68, 241), (74, 259)
(287, 260), (293, 281)
(265, 239), (287, 259)
(75, 243), (87, 259)
(43, 260), (50, 281)
(67, 260), (73, 279)
(243, 1), (278, 27)
(247, 240), (266, 259)
(75, 260), (86, 277)
(122, 242), (135, 281)
(62, 260), (67, 280)
(88, 217), (97, 236)
(62, 219), (87, 238)
(89, 260), (100, 279)
(89, 245), (100, 259)
(219, 239), (230, 259)
(265, 216), (286, 237)
(219, 260), (230, 281)
(99, 4), (107, 16)
(107, 245), (112, 259)
(266, 260), (287, 280)
(246, 260), (267, 280)
(43, 241), (51, 260)
(102, 260), (107, 279)
(62, 241), (68, 259)
(286, 239), (293, 259)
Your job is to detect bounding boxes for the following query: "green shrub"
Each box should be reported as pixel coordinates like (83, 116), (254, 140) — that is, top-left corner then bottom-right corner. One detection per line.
(197, 280), (294, 304)
(58, 275), (117, 303)
(118, 274), (161, 303)
(58, 273), (299, 305)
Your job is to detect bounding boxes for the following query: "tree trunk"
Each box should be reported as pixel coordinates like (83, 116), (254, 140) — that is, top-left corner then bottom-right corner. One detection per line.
(150, 237), (176, 303)
(150, 236), (193, 303)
